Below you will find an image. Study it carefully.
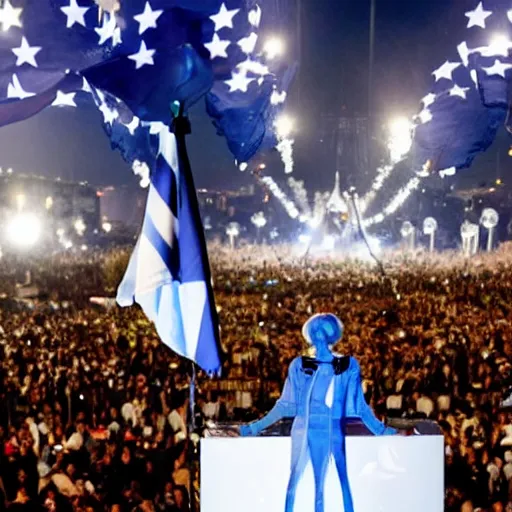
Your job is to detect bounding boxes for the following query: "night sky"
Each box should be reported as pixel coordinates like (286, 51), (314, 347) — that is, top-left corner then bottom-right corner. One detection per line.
(0, 0), (507, 193)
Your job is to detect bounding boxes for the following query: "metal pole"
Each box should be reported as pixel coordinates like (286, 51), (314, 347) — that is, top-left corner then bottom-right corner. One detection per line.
(487, 227), (494, 252)
(189, 362), (198, 512)
(429, 232), (435, 253)
(368, 0), (376, 115)
(296, 0), (302, 104)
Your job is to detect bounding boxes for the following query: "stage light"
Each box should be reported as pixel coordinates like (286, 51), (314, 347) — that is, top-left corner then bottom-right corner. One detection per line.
(16, 193), (25, 211)
(251, 211), (267, 228)
(102, 221), (112, 233)
(388, 116), (413, 163)
(275, 114), (294, 139)
(74, 218), (86, 236)
(263, 36), (284, 59)
(298, 234), (311, 244)
(6, 213), (42, 248)
(45, 196), (53, 210)
(488, 33), (511, 57)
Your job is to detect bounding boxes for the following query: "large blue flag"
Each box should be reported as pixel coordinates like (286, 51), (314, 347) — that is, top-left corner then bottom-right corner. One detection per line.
(0, 0), (294, 373)
(412, 0), (512, 173)
(0, 0), (292, 163)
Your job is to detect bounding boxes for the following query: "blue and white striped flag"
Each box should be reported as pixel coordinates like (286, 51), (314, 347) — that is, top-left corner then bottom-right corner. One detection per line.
(117, 122), (221, 374)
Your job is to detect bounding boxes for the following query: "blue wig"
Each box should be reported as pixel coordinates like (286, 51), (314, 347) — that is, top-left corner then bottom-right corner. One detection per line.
(302, 313), (344, 346)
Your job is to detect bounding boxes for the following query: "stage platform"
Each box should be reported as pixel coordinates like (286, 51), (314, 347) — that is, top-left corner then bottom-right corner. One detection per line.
(201, 424), (444, 512)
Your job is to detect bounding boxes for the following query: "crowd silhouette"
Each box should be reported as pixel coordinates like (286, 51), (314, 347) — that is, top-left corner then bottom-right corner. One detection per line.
(0, 243), (511, 511)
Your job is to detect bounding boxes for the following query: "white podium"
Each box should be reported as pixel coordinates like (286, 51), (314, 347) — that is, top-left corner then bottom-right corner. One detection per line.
(201, 436), (444, 512)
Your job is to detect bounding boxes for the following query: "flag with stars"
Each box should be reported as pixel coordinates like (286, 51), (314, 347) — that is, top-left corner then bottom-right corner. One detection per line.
(0, 0), (294, 373)
(0, 0), (293, 164)
(411, 0), (512, 174)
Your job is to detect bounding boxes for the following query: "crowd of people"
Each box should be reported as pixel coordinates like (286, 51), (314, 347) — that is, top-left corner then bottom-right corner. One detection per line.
(0, 242), (511, 511)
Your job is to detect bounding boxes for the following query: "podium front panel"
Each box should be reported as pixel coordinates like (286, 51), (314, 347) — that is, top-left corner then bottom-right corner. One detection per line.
(201, 436), (444, 512)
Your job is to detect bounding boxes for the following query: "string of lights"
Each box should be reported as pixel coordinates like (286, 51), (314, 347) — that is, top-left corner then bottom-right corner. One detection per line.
(360, 117), (413, 214)
(260, 175), (300, 219)
(362, 176), (422, 227)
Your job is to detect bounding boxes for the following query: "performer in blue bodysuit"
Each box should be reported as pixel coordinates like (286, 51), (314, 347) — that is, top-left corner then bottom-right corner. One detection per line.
(240, 313), (396, 512)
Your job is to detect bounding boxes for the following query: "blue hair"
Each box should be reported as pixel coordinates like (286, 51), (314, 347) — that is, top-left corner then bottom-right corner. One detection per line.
(303, 313), (343, 345)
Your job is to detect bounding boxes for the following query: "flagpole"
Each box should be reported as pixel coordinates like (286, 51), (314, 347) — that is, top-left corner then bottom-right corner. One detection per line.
(171, 102), (221, 512)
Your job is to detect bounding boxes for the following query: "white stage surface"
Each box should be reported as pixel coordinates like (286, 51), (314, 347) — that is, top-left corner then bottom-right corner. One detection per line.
(201, 436), (444, 512)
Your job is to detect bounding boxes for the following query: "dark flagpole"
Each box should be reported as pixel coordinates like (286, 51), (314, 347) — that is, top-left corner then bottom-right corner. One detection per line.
(368, 0), (376, 116)
(171, 102), (222, 512)
(171, 105), (198, 512)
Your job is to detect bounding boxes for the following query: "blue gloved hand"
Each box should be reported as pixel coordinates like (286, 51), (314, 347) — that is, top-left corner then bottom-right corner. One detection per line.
(239, 424), (255, 436)
(384, 426), (398, 436)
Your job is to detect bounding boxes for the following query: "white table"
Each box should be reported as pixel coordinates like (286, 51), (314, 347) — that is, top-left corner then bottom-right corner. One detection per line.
(201, 436), (444, 512)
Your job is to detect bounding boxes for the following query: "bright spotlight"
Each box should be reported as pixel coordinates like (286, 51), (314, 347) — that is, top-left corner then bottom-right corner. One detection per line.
(298, 234), (311, 244)
(388, 116), (412, 163)
(7, 213), (42, 248)
(488, 33), (511, 56)
(275, 114), (294, 139)
(74, 218), (86, 236)
(263, 37), (285, 59)
(16, 193), (25, 211)
(102, 221), (112, 233)
(45, 196), (53, 210)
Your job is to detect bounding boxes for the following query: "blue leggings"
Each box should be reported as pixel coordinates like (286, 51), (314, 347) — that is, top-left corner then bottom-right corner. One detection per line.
(285, 419), (354, 512)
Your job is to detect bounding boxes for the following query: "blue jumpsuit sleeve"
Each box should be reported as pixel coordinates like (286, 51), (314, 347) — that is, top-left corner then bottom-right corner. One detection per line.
(345, 358), (396, 436)
(248, 357), (299, 435)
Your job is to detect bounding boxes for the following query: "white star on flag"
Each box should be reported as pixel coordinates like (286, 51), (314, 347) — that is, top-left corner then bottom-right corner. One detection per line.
(225, 70), (255, 93)
(133, 2), (163, 35)
(210, 3), (239, 32)
(12, 37), (41, 68)
(128, 40), (156, 69)
(248, 5), (262, 28)
(237, 58), (269, 76)
(421, 93), (437, 108)
(61, 0), (90, 29)
(0, 0), (23, 32)
(417, 109), (433, 124)
(7, 74), (34, 99)
(99, 102), (119, 125)
(238, 32), (258, 54)
(483, 59), (512, 77)
(123, 116), (140, 135)
(465, 2), (492, 29)
(204, 33), (230, 59)
(95, 13), (119, 45)
(433, 61), (460, 81)
(449, 84), (470, 99)
(52, 91), (77, 107)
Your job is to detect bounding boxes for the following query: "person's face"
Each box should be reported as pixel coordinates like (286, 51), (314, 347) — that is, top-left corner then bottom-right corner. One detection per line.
(66, 464), (76, 478)
(17, 469), (27, 483)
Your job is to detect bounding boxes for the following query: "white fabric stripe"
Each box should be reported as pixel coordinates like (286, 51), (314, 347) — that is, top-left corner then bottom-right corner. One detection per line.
(146, 183), (180, 244)
(158, 126), (180, 183)
(135, 233), (173, 296)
